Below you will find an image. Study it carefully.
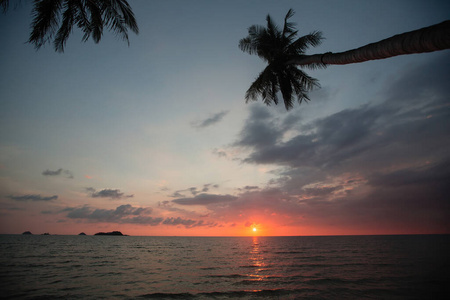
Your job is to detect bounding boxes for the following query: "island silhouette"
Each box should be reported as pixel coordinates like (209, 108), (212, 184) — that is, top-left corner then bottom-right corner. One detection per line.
(94, 231), (127, 236)
(20, 231), (127, 235)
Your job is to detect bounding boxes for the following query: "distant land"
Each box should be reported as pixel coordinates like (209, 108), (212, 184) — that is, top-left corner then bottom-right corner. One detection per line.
(20, 231), (127, 236)
(94, 231), (127, 236)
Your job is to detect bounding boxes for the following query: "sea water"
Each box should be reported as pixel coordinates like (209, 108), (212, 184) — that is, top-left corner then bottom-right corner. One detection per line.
(0, 235), (449, 299)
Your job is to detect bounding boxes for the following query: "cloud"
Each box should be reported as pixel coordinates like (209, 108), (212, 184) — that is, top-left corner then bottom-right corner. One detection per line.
(7, 194), (58, 201)
(162, 217), (196, 227)
(168, 184), (219, 198)
(66, 204), (159, 224)
(237, 103), (392, 169)
(172, 193), (237, 206)
(42, 168), (74, 179)
(212, 148), (227, 158)
(86, 188), (133, 199)
(168, 191), (185, 198)
(42, 169), (63, 176)
(64, 204), (219, 228)
(163, 217), (218, 228)
(368, 159), (450, 188)
(234, 105), (282, 149)
(237, 185), (260, 191)
(191, 111), (228, 128)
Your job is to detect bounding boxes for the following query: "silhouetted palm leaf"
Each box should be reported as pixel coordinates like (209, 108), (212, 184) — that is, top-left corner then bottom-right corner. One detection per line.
(2, 0), (139, 52)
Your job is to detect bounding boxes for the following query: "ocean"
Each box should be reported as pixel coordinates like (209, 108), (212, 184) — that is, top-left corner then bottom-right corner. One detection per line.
(0, 235), (449, 299)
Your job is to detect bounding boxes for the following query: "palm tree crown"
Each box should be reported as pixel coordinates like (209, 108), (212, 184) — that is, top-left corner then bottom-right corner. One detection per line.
(2, 0), (139, 52)
(239, 9), (324, 110)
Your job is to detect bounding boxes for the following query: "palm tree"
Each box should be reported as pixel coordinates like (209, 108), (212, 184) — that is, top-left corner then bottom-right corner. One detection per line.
(1, 0), (139, 52)
(240, 9), (450, 110)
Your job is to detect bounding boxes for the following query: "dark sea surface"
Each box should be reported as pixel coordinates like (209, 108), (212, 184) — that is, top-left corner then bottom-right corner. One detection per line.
(0, 235), (449, 299)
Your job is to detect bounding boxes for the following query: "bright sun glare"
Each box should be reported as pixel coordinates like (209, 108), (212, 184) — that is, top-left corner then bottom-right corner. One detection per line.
(252, 227), (257, 232)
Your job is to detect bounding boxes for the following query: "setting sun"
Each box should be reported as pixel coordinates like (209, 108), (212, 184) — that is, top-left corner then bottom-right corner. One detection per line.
(252, 227), (257, 232)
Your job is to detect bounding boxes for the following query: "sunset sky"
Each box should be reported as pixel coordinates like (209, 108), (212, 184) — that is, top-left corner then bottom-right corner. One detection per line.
(1, 0), (449, 236)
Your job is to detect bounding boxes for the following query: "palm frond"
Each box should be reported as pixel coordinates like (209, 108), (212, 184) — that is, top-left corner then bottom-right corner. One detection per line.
(99, 0), (138, 45)
(54, 0), (75, 52)
(0, 0), (23, 13)
(113, 0), (139, 34)
(289, 66), (319, 102)
(289, 31), (323, 54)
(278, 71), (295, 110)
(28, 0), (63, 49)
(284, 30), (298, 45)
(84, 0), (103, 43)
(102, 0), (129, 42)
(245, 66), (279, 105)
(238, 36), (253, 53)
(21, 0), (139, 52)
(71, 0), (90, 42)
(239, 25), (265, 55)
(265, 14), (279, 39)
(1, 0), (9, 13)
(282, 8), (296, 37)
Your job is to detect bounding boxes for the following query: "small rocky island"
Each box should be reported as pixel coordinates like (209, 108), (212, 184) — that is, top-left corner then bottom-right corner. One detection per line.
(94, 231), (127, 236)
(78, 232), (87, 235)
(22, 231), (32, 235)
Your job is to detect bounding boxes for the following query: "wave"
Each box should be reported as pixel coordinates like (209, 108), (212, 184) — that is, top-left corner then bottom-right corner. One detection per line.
(274, 251), (304, 254)
(139, 288), (302, 299)
(205, 273), (248, 279)
(198, 266), (220, 270)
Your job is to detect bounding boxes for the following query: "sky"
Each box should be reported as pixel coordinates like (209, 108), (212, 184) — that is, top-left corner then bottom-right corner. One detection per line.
(1, 0), (449, 236)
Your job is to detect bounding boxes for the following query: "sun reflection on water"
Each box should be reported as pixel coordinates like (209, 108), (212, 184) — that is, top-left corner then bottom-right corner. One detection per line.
(247, 236), (268, 282)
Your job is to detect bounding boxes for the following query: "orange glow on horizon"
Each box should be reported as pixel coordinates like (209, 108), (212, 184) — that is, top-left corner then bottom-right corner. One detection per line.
(4, 212), (446, 236)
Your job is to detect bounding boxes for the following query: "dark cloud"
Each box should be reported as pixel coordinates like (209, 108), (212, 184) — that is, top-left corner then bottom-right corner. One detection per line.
(162, 217), (218, 228)
(238, 104), (393, 169)
(163, 217), (196, 227)
(172, 193), (237, 206)
(234, 105), (282, 149)
(302, 186), (342, 197)
(64, 204), (219, 228)
(212, 148), (227, 158)
(66, 204), (159, 225)
(7, 194), (58, 201)
(42, 169), (63, 176)
(168, 191), (185, 198)
(191, 111), (229, 128)
(158, 200), (171, 207)
(368, 159), (450, 188)
(42, 168), (74, 179)
(237, 185), (260, 191)
(86, 188), (133, 199)
(169, 184), (219, 198)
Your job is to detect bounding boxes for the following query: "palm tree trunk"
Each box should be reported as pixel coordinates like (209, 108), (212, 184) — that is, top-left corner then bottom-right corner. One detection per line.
(289, 20), (450, 66)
